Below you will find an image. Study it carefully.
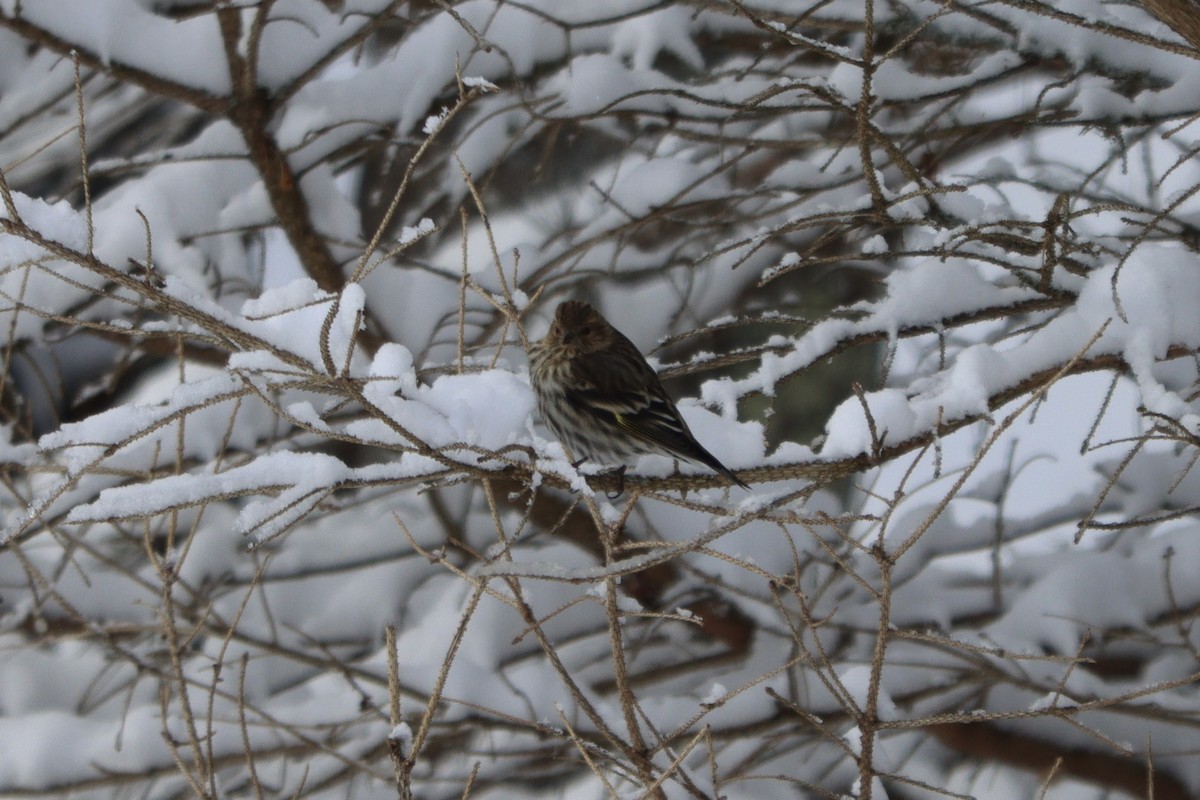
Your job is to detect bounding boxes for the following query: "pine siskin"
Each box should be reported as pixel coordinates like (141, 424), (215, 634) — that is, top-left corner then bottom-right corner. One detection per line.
(529, 300), (749, 489)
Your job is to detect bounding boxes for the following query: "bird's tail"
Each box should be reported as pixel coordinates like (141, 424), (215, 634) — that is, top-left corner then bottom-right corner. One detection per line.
(688, 445), (750, 490)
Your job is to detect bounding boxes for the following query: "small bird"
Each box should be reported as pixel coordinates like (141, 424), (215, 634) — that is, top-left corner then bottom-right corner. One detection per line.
(529, 300), (748, 489)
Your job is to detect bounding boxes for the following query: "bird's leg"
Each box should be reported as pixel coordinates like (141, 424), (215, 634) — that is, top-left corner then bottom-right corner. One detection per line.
(558, 456), (588, 494)
(605, 465), (627, 500)
(671, 459), (689, 499)
(566, 455), (625, 498)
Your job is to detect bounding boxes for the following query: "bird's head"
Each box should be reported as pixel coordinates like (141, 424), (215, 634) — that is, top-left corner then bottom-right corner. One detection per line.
(548, 300), (614, 355)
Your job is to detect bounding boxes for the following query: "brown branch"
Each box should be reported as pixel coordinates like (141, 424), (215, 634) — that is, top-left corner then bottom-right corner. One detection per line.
(1140, 0), (1200, 51)
(0, 11), (228, 114)
(927, 721), (1189, 800)
(214, 5), (346, 296)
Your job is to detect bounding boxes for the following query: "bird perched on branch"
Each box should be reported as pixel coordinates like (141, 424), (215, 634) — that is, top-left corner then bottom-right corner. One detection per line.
(529, 300), (748, 489)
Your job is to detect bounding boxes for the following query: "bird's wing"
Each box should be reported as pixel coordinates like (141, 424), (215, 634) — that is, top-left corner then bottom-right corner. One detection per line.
(569, 343), (695, 452)
(569, 342), (749, 488)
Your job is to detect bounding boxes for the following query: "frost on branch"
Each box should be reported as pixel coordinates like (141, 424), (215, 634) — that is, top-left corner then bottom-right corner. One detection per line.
(4, 1), (1200, 799)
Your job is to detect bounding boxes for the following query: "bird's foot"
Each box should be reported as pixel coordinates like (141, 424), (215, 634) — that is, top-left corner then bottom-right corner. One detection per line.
(566, 458), (626, 498)
(605, 465), (627, 500)
(560, 457), (589, 494)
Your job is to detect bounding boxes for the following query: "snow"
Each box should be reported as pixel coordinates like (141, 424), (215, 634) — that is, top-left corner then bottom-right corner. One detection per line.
(388, 722), (413, 754)
(987, 530), (1200, 654)
(33, 370), (258, 479)
(423, 106), (451, 135)
(421, 370), (535, 450)
(462, 76), (498, 92)
(675, 402), (764, 470)
(814, 242), (1200, 461)
(353, 365), (535, 458)
(547, 53), (668, 116)
(66, 450), (347, 520)
(240, 278), (328, 319)
(3, 0), (231, 92)
(699, 682), (726, 705)
(861, 234), (887, 255)
(6, 0), (1200, 797)
(398, 217), (436, 246)
(822, 388), (916, 459)
(610, 6), (704, 71)
(0, 192), (96, 340)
